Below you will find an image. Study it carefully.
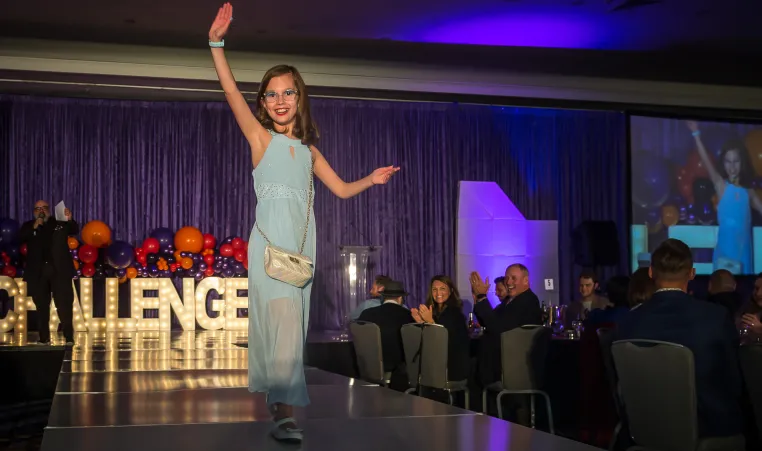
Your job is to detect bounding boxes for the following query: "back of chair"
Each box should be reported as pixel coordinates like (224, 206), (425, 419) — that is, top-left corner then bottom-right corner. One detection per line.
(596, 328), (621, 416)
(612, 339), (698, 451)
(419, 324), (449, 389)
(350, 321), (385, 384)
(401, 324), (423, 389)
(739, 344), (762, 443)
(499, 325), (551, 390)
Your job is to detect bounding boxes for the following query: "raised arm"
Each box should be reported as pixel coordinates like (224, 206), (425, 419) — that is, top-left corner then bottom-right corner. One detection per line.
(311, 147), (399, 199)
(209, 3), (270, 167)
(686, 121), (723, 190)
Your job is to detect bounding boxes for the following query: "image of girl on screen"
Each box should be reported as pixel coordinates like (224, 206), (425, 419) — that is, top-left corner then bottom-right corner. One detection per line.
(687, 120), (762, 274)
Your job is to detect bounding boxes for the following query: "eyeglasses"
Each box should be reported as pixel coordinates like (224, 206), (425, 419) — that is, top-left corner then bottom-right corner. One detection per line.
(263, 89), (298, 104)
(34, 206), (49, 211)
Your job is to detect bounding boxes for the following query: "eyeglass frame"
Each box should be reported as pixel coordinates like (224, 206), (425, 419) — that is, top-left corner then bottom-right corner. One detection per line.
(262, 89), (299, 104)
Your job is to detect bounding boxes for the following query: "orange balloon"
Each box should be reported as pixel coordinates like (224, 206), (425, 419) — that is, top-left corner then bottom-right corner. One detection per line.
(118, 276), (128, 284)
(72, 259), (80, 270)
(67, 236), (79, 250)
(661, 204), (679, 227)
(711, 194), (719, 211)
(81, 220), (112, 248)
(174, 226), (203, 253)
(745, 129), (762, 176)
(174, 250), (183, 261)
(181, 257), (194, 270)
(126, 267), (138, 279)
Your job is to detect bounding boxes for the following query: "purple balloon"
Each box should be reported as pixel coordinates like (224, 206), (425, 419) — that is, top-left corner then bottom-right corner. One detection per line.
(223, 236), (235, 245)
(194, 272), (205, 282)
(187, 267), (198, 277)
(223, 267), (235, 278)
(116, 268), (127, 278)
(192, 254), (202, 264)
(150, 227), (175, 251)
(234, 263), (246, 275)
(0, 218), (20, 244)
(198, 262), (208, 271)
(632, 155), (670, 209)
(106, 240), (135, 269)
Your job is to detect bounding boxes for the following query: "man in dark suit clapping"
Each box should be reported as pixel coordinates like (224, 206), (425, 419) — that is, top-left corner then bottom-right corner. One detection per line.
(358, 280), (415, 376)
(18, 200), (79, 345)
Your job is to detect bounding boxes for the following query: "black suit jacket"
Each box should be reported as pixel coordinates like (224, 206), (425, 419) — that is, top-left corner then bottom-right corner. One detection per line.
(358, 302), (415, 372)
(616, 290), (743, 438)
(473, 289), (543, 385)
(432, 305), (470, 381)
(19, 218), (79, 281)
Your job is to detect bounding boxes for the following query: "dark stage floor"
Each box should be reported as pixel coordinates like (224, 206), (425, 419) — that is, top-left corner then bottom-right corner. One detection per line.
(2, 331), (600, 451)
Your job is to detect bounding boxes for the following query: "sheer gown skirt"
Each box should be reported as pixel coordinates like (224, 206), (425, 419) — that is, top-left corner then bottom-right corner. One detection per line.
(247, 201), (315, 408)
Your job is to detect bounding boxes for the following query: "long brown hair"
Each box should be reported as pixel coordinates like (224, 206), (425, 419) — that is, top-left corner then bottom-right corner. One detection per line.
(425, 275), (463, 314)
(255, 65), (319, 146)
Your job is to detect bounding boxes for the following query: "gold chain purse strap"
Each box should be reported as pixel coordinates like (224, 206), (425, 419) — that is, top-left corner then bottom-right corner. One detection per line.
(255, 154), (315, 253)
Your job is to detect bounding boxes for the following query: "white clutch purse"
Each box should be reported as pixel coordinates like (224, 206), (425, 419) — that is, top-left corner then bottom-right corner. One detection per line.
(256, 157), (315, 288)
(262, 244), (313, 288)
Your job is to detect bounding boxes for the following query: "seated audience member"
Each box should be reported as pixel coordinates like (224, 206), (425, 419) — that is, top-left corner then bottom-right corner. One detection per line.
(357, 280), (415, 375)
(627, 267), (655, 310)
(494, 276), (509, 303)
(567, 269), (613, 329)
(586, 275), (630, 326)
(349, 275), (396, 320)
(616, 239), (743, 439)
(707, 269), (742, 318)
(411, 275), (470, 382)
(738, 273), (762, 338)
(470, 264), (542, 386)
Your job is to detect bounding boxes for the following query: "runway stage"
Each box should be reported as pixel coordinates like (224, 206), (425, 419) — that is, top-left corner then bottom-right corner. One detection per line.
(3, 331), (599, 451)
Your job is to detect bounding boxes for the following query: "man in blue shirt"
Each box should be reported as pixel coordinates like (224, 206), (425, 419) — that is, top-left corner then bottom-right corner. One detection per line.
(349, 275), (398, 320)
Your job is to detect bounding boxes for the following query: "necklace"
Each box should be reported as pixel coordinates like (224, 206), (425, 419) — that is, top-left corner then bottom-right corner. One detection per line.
(654, 288), (684, 293)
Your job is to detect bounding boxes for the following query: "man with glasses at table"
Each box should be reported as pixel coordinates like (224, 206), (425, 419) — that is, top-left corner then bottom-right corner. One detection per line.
(19, 200), (78, 345)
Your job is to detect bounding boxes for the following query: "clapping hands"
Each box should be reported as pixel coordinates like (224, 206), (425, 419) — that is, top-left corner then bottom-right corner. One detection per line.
(411, 304), (434, 324)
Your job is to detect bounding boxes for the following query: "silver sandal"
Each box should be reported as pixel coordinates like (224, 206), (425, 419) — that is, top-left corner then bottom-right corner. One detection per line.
(270, 417), (303, 442)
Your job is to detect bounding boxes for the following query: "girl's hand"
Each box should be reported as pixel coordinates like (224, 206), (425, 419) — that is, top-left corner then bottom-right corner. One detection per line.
(209, 3), (233, 43)
(370, 166), (400, 185)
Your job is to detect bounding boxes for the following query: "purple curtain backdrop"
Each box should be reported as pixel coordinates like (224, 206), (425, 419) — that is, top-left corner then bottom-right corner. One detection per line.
(0, 95), (628, 330)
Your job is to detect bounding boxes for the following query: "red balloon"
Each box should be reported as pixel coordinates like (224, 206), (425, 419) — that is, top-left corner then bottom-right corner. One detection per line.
(685, 150), (711, 180)
(220, 244), (234, 257)
(79, 244), (98, 264)
(243, 259), (248, 270)
(20, 243), (27, 256)
(169, 263), (178, 272)
(203, 233), (217, 250)
(82, 262), (96, 278)
(143, 238), (160, 254)
(137, 254), (147, 266)
(204, 254), (215, 266)
(234, 249), (246, 262)
(204, 267), (215, 277)
(2, 265), (16, 278)
(231, 237), (245, 250)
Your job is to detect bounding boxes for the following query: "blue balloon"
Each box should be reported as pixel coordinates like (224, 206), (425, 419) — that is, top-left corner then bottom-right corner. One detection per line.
(106, 241), (135, 269)
(632, 156), (670, 209)
(150, 227), (175, 251)
(0, 218), (20, 244)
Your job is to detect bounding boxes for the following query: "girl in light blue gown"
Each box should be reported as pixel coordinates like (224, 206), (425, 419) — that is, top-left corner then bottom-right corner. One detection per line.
(208, 3), (400, 442)
(688, 121), (762, 274)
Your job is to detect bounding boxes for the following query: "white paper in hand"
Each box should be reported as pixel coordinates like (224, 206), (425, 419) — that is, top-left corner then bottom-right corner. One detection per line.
(55, 201), (67, 221)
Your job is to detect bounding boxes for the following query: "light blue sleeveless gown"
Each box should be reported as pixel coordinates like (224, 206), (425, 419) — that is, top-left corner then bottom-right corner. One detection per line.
(247, 131), (315, 407)
(714, 181), (752, 274)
